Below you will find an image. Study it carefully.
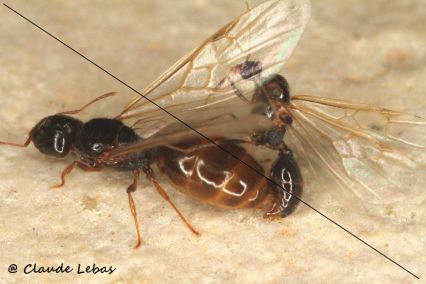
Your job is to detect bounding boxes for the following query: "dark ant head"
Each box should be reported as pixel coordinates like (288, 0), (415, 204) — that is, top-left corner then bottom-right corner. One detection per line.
(252, 75), (290, 104)
(251, 75), (290, 118)
(30, 115), (83, 158)
(0, 92), (119, 156)
(265, 75), (290, 103)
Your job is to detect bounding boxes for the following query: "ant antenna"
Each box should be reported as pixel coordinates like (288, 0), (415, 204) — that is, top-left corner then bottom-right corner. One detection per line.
(57, 92), (117, 115)
(0, 135), (32, 148)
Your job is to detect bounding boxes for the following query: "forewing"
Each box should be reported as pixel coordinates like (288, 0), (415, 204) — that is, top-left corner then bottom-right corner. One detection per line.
(110, 102), (272, 158)
(286, 95), (426, 209)
(119, 0), (310, 138)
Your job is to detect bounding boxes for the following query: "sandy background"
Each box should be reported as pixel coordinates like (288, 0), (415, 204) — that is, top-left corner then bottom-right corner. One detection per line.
(0, 0), (425, 283)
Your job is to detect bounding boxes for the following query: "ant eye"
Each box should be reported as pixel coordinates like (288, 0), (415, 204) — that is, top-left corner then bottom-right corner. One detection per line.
(53, 131), (67, 154)
(271, 87), (283, 99)
(269, 76), (290, 103)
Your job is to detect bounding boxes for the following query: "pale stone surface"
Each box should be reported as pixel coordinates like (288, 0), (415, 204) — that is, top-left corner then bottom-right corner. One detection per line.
(0, 1), (425, 283)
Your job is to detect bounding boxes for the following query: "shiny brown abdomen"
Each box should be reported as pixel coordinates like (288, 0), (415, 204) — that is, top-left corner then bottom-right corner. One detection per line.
(157, 141), (269, 209)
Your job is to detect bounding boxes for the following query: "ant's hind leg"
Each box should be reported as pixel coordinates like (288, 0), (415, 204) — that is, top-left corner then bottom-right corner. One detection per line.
(126, 170), (142, 248)
(144, 167), (200, 236)
(264, 151), (303, 219)
(50, 161), (101, 189)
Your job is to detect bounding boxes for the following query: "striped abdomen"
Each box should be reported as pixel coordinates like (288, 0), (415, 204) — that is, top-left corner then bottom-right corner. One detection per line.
(157, 141), (269, 209)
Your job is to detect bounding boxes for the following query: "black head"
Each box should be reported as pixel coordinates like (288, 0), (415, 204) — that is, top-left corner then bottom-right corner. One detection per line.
(30, 115), (83, 158)
(251, 75), (290, 118)
(252, 75), (290, 104)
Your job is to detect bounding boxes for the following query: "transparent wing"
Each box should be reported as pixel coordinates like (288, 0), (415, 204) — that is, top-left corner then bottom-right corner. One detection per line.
(110, 101), (272, 158)
(118, 0), (311, 137)
(285, 95), (426, 209)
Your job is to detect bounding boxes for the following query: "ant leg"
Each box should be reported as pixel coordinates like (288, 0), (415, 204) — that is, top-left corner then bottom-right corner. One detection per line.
(144, 167), (200, 236)
(50, 161), (101, 189)
(56, 92), (117, 116)
(205, 75), (229, 104)
(126, 170), (142, 248)
(207, 75), (246, 104)
(212, 74), (250, 104)
(264, 151), (303, 219)
(229, 80), (251, 103)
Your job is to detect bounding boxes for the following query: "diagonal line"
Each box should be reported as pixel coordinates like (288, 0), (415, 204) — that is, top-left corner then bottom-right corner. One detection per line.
(2, 3), (419, 279)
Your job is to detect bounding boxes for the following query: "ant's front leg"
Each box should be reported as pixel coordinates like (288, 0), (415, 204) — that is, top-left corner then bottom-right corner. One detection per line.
(50, 161), (101, 189)
(264, 150), (303, 219)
